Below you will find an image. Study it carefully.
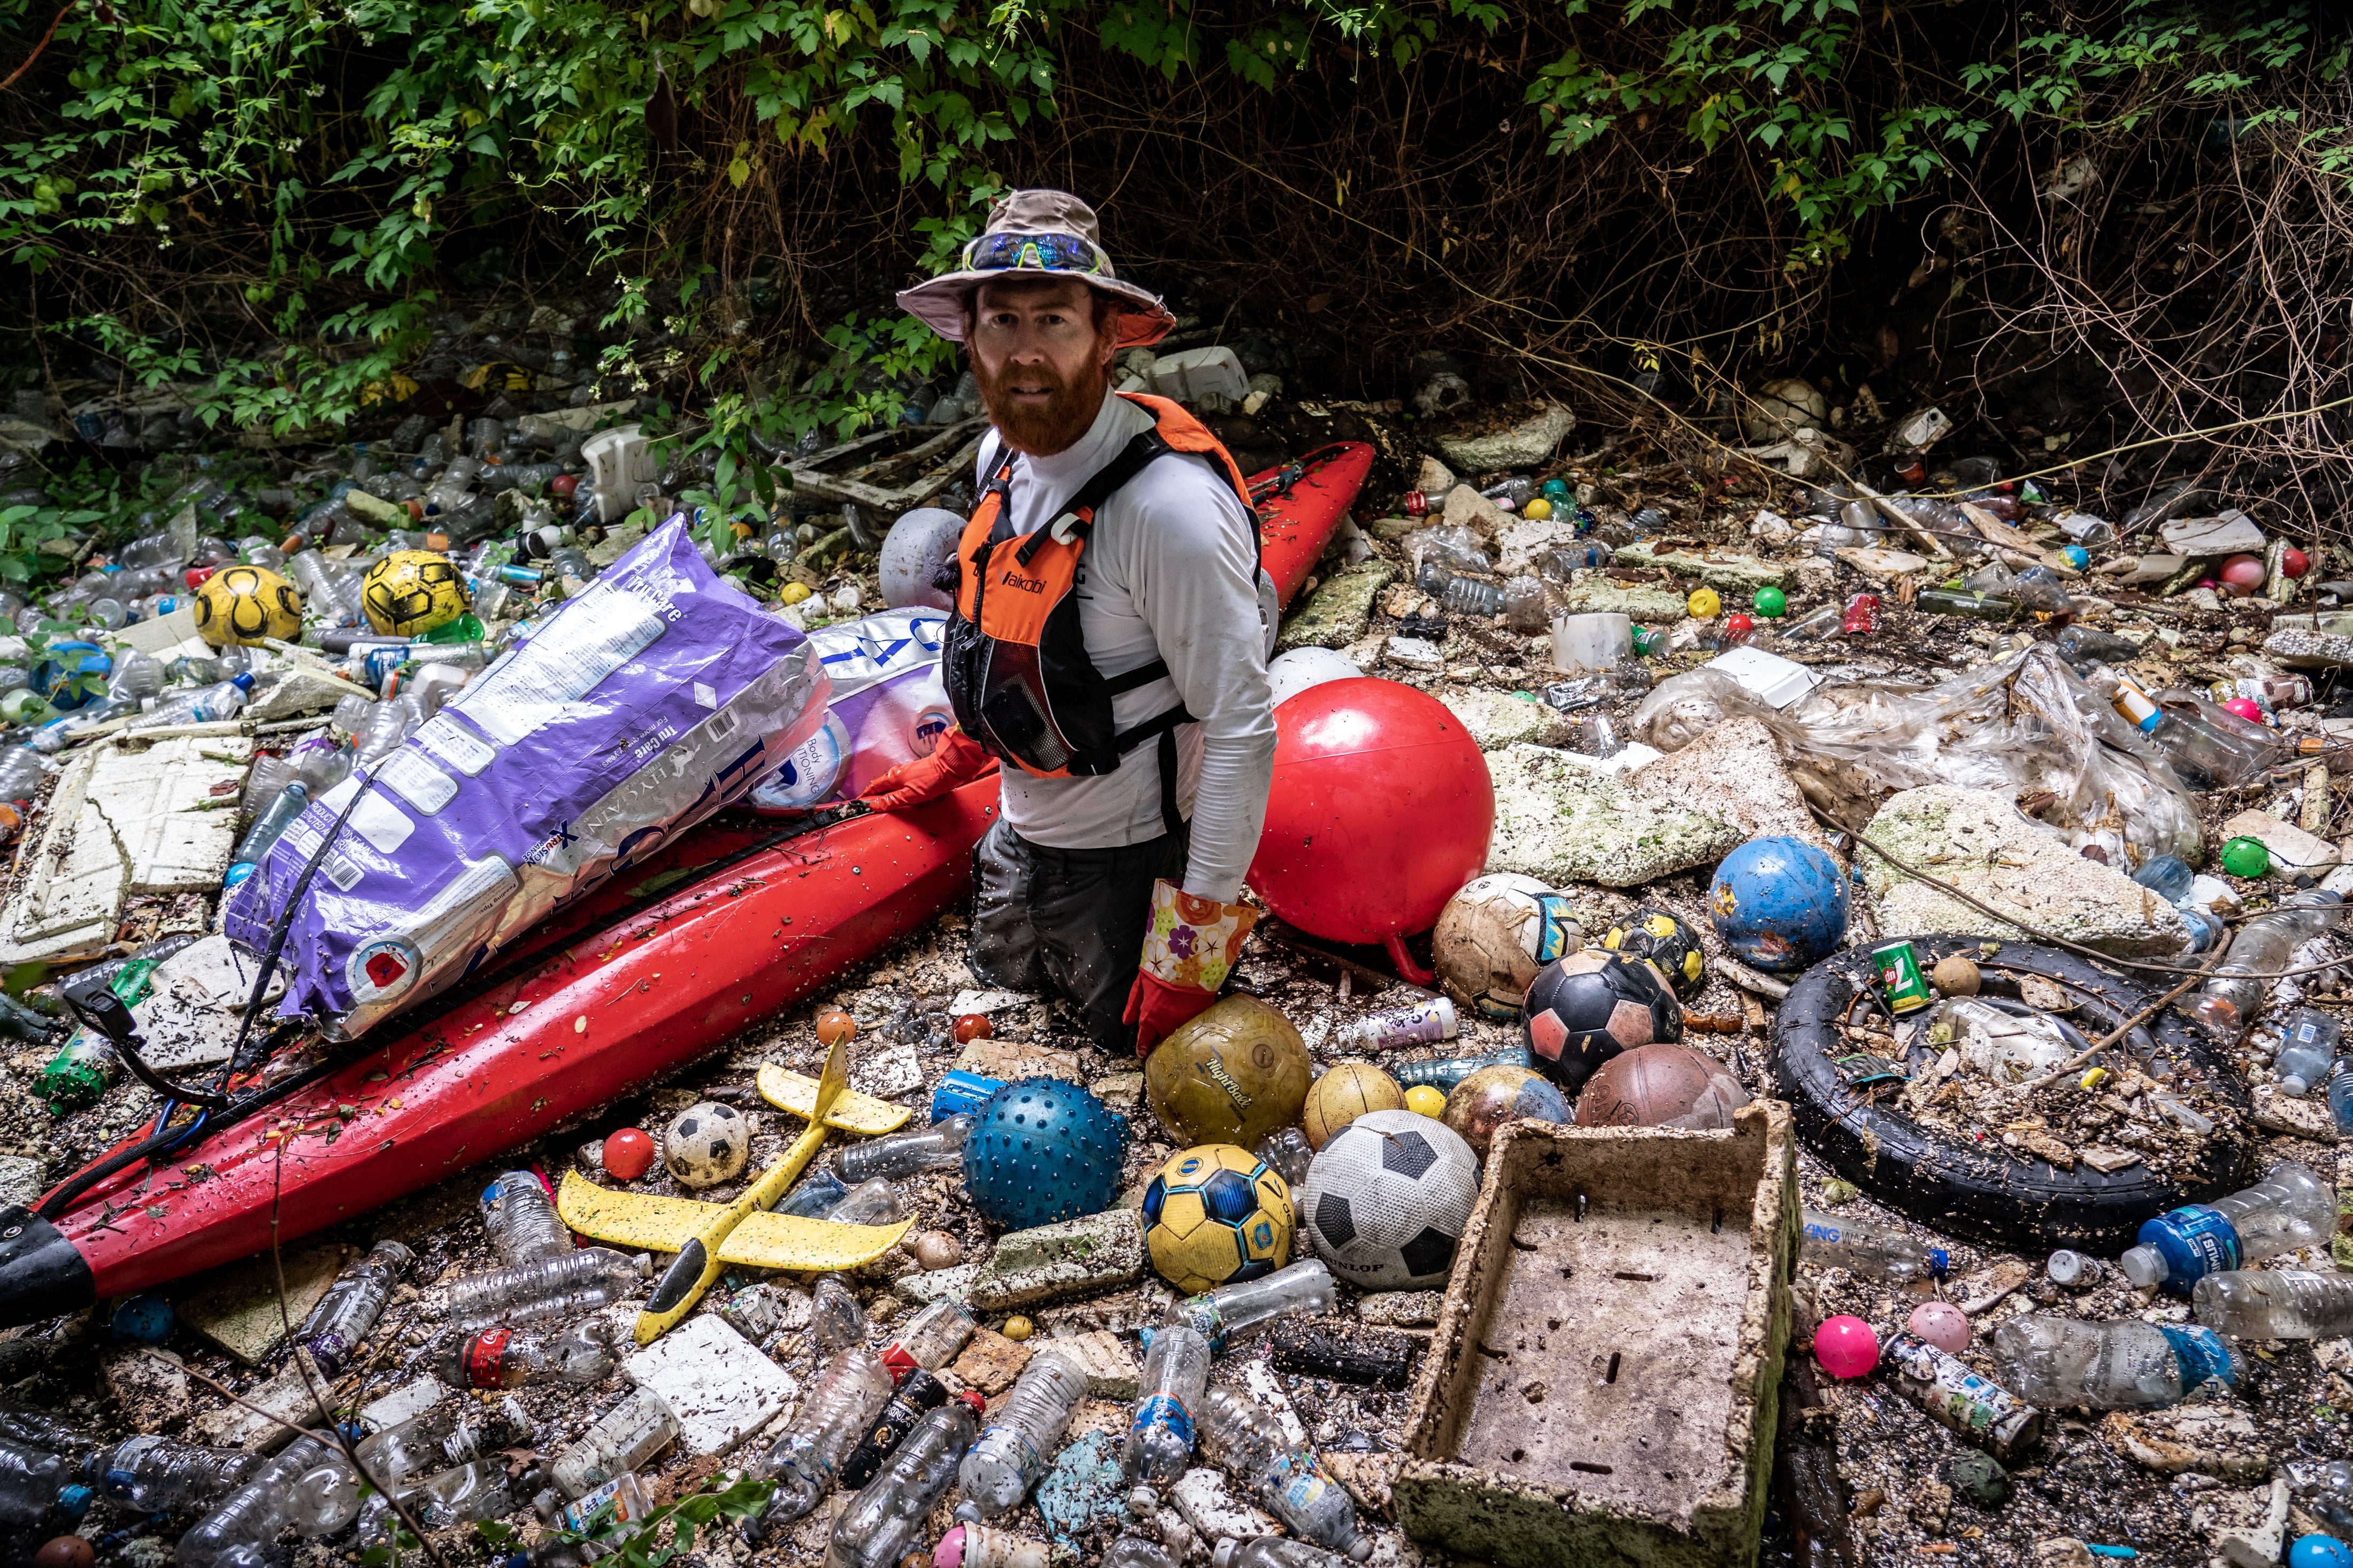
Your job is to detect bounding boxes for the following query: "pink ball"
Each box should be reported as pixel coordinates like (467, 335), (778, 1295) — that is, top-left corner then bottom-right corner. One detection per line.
(1907, 1300), (1972, 1354)
(2220, 553), (2266, 594)
(2223, 697), (2266, 724)
(2283, 546), (2310, 579)
(1813, 1314), (1880, 1379)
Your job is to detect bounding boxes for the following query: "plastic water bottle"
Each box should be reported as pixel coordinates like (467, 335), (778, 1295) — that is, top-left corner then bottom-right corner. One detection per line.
(934, 1522), (1051, 1568)
(0, 1437), (87, 1528)
(356, 1396), (532, 1489)
(0, 746), (47, 805)
(1198, 1386), (1370, 1560)
(883, 1300), (977, 1379)
(443, 1248), (649, 1330)
(836, 1116), (976, 1184)
(2328, 1059), (2353, 1137)
(839, 1370), (951, 1491)
(435, 1322), (615, 1389)
(956, 1351), (1088, 1519)
(778, 1168), (851, 1219)
(2193, 1270), (2353, 1339)
(0, 1406), (109, 1480)
(550, 1388), (676, 1499)
(811, 1274), (867, 1353)
(1213, 1542), (1357, 1568)
(480, 1171), (574, 1264)
(1414, 562), (1505, 617)
(2274, 1009), (2343, 1096)
(1255, 1127), (1312, 1191)
(1990, 1315), (2241, 1409)
(353, 1458), (524, 1550)
(825, 1178), (910, 1227)
(1801, 1210), (1950, 1282)
(299, 1239), (412, 1377)
(102, 1435), (258, 1509)
(824, 1395), (985, 1568)
(1104, 1539), (1181, 1568)
(1124, 1325), (1210, 1493)
(1166, 1260), (1336, 1350)
(127, 673), (252, 731)
(2132, 855), (2195, 904)
(743, 1346), (896, 1538)
(225, 782), (309, 889)
(2193, 892), (2346, 1037)
(2118, 1163), (2335, 1292)
(176, 1432), (359, 1568)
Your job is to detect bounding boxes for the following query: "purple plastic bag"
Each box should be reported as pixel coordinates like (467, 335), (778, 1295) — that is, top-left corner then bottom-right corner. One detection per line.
(225, 515), (829, 1039)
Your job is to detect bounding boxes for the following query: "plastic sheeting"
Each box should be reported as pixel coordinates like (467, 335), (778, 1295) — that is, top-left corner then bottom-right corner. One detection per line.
(227, 515), (829, 1039)
(1631, 644), (2202, 868)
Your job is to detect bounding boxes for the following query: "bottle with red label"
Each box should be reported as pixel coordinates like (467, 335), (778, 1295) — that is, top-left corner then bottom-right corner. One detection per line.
(435, 1321), (616, 1389)
(1839, 593), (1880, 635)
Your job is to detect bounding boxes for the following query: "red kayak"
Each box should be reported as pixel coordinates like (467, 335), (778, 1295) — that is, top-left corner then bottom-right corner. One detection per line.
(0, 442), (1370, 1325)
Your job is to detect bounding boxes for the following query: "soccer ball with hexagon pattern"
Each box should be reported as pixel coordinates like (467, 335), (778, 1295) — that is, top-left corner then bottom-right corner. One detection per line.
(1141, 1144), (1293, 1295)
(1298, 1109), (1480, 1291)
(1432, 872), (1582, 1021)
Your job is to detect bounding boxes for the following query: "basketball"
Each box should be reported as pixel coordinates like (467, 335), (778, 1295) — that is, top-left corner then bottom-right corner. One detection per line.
(1573, 1045), (1751, 1131)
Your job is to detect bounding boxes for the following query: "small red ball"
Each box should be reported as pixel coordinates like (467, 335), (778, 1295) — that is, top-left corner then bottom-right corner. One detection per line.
(1721, 612), (1756, 644)
(816, 1008), (858, 1046)
(35, 1536), (94, 1568)
(1813, 1314), (1880, 1379)
(551, 473), (579, 499)
(2223, 697), (2266, 724)
(952, 1014), (992, 1044)
(2283, 545), (2310, 578)
(602, 1127), (656, 1180)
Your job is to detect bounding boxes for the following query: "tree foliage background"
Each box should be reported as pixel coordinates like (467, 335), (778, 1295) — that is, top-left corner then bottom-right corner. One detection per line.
(0, 0), (2347, 516)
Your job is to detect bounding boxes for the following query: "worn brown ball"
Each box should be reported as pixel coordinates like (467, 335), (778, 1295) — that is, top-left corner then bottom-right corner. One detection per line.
(35, 1538), (94, 1568)
(912, 1230), (964, 1271)
(1931, 955), (1981, 996)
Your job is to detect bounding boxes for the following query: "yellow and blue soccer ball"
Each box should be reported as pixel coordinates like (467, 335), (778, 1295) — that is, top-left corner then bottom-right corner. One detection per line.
(362, 549), (470, 637)
(195, 564), (304, 647)
(1142, 1144), (1293, 1294)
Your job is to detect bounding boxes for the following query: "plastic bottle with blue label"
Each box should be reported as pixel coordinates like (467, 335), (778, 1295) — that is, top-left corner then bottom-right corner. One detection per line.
(1800, 1209), (1948, 1283)
(1123, 1325), (1209, 1497)
(2118, 1162), (2334, 1293)
(1990, 1314), (2241, 1409)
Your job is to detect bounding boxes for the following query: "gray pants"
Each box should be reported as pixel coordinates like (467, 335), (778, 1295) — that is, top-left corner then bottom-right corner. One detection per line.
(968, 816), (1189, 1054)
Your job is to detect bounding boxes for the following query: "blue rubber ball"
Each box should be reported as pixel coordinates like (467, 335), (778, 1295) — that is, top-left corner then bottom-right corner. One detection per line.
(33, 641), (112, 711)
(109, 1293), (175, 1345)
(1710, 835), (1850, 972)
(961, 1076), (1127, 1231)
(2292, 1535), (2353, 1568)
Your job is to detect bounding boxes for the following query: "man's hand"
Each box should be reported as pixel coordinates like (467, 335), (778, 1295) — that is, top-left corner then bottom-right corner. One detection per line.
(857, 726), (995, 810)
(1124, 879), (1257, 1057)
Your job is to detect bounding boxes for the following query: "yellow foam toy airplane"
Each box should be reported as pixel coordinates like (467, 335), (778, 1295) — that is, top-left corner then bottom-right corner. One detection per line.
(556, 1041), (916, 1343)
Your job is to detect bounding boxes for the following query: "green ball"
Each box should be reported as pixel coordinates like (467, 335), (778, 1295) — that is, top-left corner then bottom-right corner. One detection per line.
(2220, 836), (2271, 878)
(1754, 586), (1787, 617)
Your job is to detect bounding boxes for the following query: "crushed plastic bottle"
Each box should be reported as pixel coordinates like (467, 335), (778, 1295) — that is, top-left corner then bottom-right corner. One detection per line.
(1104, 1539), (1181, 1568)
(1389, 1045), (1535, 1094)
(1124, 1325), (1210, 1494)
(744, 1345), (895, 1539)
(2193, 1269), (2353, 1339)
(955, 1350), (1088, 1519)
(224, 782), (310, 889)
(1991, 1315), (2240, 1409)
(126, 673), (251, 731)
(354, 1458), (525, 1550)
(176, 1431), (359, 1568)
(356, 1396), (533, 1490)
(299, 1239), (412, 1377)
(550, 1388), (676, 1499)
(435, 1323), (616, 1389)
(839, 1370), (952, 1490)
(1213, 1541), (1358, 1568)
(442, 1248), (650, 1330)
(2191, 894), (2346, 1038)
(836, 1116), (976, 1184)
(825, 1395), (985, 1568)
(1166, 1260), (1336, 1351)
(1415, 562), (1505, 618)
(1254, 1127), (1312, 1191)
(810, 1274), (868, 1354)
(102, 1435), (259, 1510)
(1801, 1210), (1949, 1281)
(2274, 1009), (2343, 1096)
(2119, 1163), (2336, 1293)
(883, 1300), (976, 1379)
(480, 1170), (575, 1264)
(1197, 1385), (1370, 1560)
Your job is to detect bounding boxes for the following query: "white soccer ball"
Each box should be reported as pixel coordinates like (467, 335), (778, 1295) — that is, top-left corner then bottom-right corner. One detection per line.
(663, 1101), (751, 1188)
(1433, 873), (1581, 1021)
(1298, 1109), (1480, 1290)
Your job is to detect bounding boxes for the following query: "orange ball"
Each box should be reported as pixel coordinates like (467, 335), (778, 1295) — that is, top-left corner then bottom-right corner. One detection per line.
(815, 1008), (857, 1045)
(35, 1538), (94, 1568)
(953, 1013), (991, 1044)
(601, 1128), (655, 1180)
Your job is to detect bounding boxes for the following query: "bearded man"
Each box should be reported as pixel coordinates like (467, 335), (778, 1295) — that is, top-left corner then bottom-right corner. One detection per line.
(858, 189), (1276, 1059)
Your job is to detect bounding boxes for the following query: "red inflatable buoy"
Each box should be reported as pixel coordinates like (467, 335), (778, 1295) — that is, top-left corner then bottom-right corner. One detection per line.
(1247, 677), (1494, 984)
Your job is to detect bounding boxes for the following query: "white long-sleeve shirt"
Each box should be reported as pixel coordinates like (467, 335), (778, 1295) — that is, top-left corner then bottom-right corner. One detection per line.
(976, 392), (1276, 901)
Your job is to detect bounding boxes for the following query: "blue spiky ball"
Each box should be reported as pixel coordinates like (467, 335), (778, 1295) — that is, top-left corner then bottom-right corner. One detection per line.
(962, 1076), (1127, 1231)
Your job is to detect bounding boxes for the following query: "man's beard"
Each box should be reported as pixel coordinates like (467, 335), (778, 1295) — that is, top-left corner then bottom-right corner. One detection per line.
(975, 355), (1106, 457)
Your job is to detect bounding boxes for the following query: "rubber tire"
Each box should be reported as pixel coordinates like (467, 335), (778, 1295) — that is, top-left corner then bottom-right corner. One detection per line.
(1771, 934), (2256, 1254)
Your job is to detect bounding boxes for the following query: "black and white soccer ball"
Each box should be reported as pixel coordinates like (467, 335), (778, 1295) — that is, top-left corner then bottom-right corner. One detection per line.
(1298, 1108), (1480, 1290)
(663, 1101), (750, 1188)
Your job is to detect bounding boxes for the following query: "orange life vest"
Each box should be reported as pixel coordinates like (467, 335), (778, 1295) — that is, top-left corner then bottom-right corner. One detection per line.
(941, 393), (1254, 831)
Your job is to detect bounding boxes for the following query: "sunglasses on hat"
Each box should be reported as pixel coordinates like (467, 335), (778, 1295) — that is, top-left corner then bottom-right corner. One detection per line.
(960, 230), (1108, 276)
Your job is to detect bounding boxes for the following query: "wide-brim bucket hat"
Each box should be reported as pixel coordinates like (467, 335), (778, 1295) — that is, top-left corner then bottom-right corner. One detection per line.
(897, 188), (1176, 349)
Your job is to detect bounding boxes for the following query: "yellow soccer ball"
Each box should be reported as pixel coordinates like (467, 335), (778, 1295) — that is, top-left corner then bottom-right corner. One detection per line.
(194, 565), (303, 648)
(361, 549), (470, 637)
(1301, 1062), (1404, 1151)
(1142, 1144), (1293, 1295)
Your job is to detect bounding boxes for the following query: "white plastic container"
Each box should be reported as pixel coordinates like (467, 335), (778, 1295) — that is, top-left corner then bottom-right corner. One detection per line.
(1550, 612), (1631, 673)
